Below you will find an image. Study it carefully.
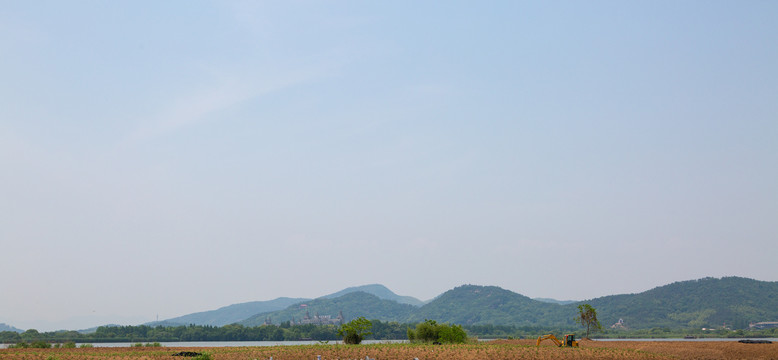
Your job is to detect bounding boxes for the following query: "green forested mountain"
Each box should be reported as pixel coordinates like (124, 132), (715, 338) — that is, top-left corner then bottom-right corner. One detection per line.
(587, 277), (778, 329)
(154, 284), (422, 327)
(321, 284), (425, 306)
(407, 285), (577, 327)
(149, 277), (777, 331)
(240, 292), (417, 326)
(408, 278), (778, 330)
(150, 297), (310, 327)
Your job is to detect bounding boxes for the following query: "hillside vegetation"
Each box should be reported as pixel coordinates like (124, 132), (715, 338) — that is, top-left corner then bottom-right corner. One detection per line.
(407, 285), (576, 326)
(321, 284), (425, 306)
(149, 297), (309, 327)
(14, 276), (766, 334)
(241, 292), (417, 326)
(248, 277), (778, 330)
(589, 277), (778, 329)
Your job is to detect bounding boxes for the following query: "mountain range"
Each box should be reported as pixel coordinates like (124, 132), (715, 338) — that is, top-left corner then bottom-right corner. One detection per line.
(147, 297), (309, 327)
(6, 277), (776, 332)
(141, 277), (778, 331)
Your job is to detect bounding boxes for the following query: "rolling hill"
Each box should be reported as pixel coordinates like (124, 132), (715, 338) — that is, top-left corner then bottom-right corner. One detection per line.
(149, 297), (309, 326)
(151, 277), (778, 330)
(407, 277), (778, 330)
(154, 284), (421, 327)
(406, 285), (576, 326)
(588, 277), (778, 329)
(321, 284), (425, 306)
(240, 292), (418, 326)
(533, 297), (578, 305)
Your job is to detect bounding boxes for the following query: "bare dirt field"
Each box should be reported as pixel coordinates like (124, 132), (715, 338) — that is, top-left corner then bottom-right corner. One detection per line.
(507, 338), (778, 359)
(1, 339), (776, 360)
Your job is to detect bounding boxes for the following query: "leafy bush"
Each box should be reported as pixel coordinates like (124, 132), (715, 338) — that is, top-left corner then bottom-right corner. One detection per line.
(30, 340), (52, 348)
(408, 319), (468, 344)
(192, 353), (212, 360)
(438, 324), (468, 344)
(414, 320), (439, 342)
(63, 341), (77, 348)
(79, 343), (93, 348)
(337, 317), (373, 345)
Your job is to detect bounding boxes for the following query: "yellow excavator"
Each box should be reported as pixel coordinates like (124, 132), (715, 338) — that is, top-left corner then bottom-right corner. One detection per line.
(536, 333), (579, 347)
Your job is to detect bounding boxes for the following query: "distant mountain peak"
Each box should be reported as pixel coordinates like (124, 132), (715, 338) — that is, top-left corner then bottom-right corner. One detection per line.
(151, 297), (310, 327)
(533, 297), (578, 305)
(321, 284), (424, 306)
(0, 323), (24, 333)
(240, 291), (418, 326)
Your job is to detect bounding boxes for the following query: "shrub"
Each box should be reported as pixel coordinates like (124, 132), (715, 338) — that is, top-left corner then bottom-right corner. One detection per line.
(438, 324), (468, 344)
(408, 319), (469, 344)
(407, 327), (416, 341)
(338, 317), (373, 345)
(193, 353), (212, 360)
(414, 320), (439, 342)
(30, 341), (52, 348)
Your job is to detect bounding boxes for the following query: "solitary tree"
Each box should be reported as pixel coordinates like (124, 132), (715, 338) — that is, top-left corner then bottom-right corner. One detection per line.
(338, 317), (372, 344)
(575, 304), (602, 339)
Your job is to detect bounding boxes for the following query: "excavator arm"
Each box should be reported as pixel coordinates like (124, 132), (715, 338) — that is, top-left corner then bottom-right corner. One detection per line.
(536, 334), (579, 347)
(536, 334), (562, 346)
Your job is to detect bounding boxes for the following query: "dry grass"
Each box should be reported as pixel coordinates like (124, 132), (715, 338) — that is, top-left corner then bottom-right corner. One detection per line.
(1, 340), (776, 360)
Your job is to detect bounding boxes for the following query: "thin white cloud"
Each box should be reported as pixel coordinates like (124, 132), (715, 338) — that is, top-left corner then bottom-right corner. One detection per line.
(120, 68), (323, 147)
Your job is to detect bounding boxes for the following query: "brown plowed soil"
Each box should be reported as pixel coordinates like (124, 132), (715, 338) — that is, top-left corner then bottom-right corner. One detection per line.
(1, 340), (776, 360)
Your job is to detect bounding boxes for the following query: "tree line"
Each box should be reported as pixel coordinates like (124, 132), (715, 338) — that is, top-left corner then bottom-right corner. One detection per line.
(1, 322), (579, 344)
(4, 309), (774, 345)
(0, 321), (411, 344)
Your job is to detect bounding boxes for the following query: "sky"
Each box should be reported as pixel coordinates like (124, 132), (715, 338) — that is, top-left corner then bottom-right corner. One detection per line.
(1, 1), (776, 332)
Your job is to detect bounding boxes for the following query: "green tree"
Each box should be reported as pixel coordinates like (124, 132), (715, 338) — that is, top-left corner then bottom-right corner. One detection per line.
(437, 323), (467, 344)
(337, 317), (372, 344)
(413, 319), (439, 342)
(407, 320), (468, 344)
(0, 331), (21, 343)
(576, 304), (602, 339)
(21, 329), (41, 341)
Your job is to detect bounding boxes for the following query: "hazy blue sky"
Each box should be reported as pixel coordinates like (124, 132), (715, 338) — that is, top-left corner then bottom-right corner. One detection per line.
(2, 1), (776, 331)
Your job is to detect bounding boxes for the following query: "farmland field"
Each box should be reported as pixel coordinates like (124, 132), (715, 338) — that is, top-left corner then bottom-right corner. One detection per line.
(1, 339), (776, 360)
